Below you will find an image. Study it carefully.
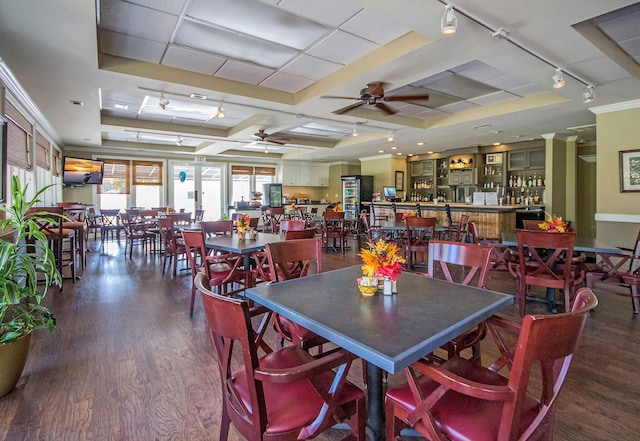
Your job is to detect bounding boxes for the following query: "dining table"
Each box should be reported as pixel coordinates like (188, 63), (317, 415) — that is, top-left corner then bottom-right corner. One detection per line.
(204, 232), (283, 283)
(245, 265), (513, 441)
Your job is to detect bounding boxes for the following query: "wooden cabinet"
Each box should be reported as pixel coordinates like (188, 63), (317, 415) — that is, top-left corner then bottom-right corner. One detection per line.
(449, 169), (475, 185)
(508, 148), (545, 170)
(409, 159), (435, 201)
(279, 163), (329, 186)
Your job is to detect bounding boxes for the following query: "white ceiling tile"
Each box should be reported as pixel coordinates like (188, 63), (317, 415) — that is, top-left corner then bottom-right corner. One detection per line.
(420, 74), (500, 100)
(506, 83), (548, 97)
(467, 91), (520, 106)
(619, 37), (640, 57)
(175, 20), (298, 69)
(100, 0), (177, 42)
(277, 0), (362, 27)
(280, 54), (342, 80)
(482, 74), (530, 91)
(436, 101), (480, 113)
(260, 72), (314, 92)
(100, 31), (166, 63)
(187, 0), (330, 50)
(163, 45), (227, 75)
(215, 60), (275, 84)
(307, 30), (378, 65)
(452, 60), (510, 83)
(340, 9), (409, 45)
(125, 0), (187, 15)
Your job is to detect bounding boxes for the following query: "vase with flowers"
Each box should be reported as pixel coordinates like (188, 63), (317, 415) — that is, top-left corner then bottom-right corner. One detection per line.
(236, 214), (251, 239)
(538, 214), (570, 233)
(358, 238), (406, 294)
(401, 210), (417, 221)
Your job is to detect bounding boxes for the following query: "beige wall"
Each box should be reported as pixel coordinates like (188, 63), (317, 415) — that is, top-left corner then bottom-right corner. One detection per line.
(596, 104), (640, 247)
(327, 162), (361, 203)
(577, 144), (597, 237)
(361, 156), (408, 200)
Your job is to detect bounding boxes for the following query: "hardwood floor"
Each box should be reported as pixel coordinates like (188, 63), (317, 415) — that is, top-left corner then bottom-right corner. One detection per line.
(1, 236), (638, 440)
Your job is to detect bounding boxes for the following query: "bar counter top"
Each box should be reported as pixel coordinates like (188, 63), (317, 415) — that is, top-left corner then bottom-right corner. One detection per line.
(364, 201), (544, 212)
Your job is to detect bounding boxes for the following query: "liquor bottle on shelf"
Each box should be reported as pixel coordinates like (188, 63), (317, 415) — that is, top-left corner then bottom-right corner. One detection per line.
(528, 175), (533, 187)
(516, 175), (522, 187)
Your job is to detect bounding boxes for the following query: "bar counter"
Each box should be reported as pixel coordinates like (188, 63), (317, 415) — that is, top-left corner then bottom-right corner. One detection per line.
(364, 201), (542, 238)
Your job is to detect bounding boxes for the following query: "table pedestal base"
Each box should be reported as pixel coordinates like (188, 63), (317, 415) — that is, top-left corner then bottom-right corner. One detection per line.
(366, 362), (385, 441)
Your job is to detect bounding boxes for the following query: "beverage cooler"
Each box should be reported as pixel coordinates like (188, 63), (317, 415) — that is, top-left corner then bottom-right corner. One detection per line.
(262, 183), (283, 208)
(341, 175), (374, 219)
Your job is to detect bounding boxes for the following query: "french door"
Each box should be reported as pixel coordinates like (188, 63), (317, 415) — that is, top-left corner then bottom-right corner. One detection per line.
(170, 161), (225, 221)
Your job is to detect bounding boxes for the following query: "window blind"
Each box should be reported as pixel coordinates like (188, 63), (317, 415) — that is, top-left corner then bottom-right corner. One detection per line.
(97, 158), (130, 194)
(4, 99), (32, 170)
(132, 160), (163, 186)
(36, 130), (50, 170)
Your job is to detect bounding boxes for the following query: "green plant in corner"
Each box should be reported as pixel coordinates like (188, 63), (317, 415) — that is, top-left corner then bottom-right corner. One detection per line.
(0, 175), (61, 344)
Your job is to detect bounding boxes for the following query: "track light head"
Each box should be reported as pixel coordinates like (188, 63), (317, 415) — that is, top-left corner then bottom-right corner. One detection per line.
(553, 68), (566, 89)
(387, 130), (394, 142)
(583, 85), (595, 104)
(176, 136), (183, 146)
(441, 4), (457, 35)
(159, 95), (170, 110)
(352, 125), (358, 137)
(217, 105), (225, 118)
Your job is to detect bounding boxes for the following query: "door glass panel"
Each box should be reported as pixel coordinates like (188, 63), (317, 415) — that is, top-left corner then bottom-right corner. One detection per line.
(171, 163), (223, 221)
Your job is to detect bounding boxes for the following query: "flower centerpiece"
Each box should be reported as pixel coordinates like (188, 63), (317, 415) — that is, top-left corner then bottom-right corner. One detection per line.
(358, 238), (406, 292)
(289, 202), (296, 212)
(236, 214), (251, 239)
(401, 210), (417, 220)
(538, 214), (569, 233)
(166, 207), (176, 214)
(334, 203), (343, 212)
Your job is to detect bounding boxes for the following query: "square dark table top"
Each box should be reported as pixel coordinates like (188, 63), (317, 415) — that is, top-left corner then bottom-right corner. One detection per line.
(204, 232), (283, 254)
(501, 232), (622, 254)
(246, 265), (513, 374)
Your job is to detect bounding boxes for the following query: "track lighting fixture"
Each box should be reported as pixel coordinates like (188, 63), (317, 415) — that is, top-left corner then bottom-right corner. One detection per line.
(136, 131), (142, 142)
(387, 130), (394, 142)
(583, 85), (595, 104)
(176, 136), (183, 146)
(159, 94), (170, 110)
(263, 146), (270, 154)
(352, 125), (359, 137)
(553, 68), (565, 89)
(441, 4), (457, 35)
(216, 104), (225, 118)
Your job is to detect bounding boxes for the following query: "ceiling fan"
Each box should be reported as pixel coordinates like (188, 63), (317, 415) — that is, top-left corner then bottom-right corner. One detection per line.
(253, 129), (288, 145)
(322, 81), (429, 115)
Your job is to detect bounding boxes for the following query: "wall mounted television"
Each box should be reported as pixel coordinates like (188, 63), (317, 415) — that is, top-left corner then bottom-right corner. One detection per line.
(62, 157), (104, 186)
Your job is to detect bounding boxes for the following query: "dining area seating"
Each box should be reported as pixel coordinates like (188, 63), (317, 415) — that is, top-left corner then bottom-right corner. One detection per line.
(193, 272), (366, 441)
(385, 287), (598, 441)
(404, 216), (437, 270)
(509, 229), (585, 317)
(322, 209), (347, 253)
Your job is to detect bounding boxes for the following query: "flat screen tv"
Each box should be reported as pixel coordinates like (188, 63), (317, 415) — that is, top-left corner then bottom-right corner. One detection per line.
(62, 157), (104, 186)
(383, 186), (397, 198)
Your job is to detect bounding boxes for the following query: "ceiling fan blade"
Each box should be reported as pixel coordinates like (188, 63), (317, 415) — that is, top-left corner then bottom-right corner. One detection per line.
(375, 102), (396, 115)
(383, 93), (430, 102)
(267, 138), (287, 145)
(334, 101), (365, 115)
(321, 95), (360, 100)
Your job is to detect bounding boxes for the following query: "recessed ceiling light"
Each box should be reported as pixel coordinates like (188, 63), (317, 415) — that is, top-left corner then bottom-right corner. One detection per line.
(493, 142), (501, 146)
(489, 130), (501, 134)
(417, 142), (424, 146)
(378, 150), (384, 153)
(396, 152), (402, 156)
(114, 103), (128, 110)
(190, 93), (207, 100)
(427, 151), (434, 154)
(407, 153), (414, 157)
(391, 146), (397, 150)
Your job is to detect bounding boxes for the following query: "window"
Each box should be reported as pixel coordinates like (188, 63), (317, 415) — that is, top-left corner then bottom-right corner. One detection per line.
(133, 160), (163, 209)
(35, 130), (50, 170)
(4, 99), (32, 170)
(231, 165), (275, 203)
(98, 159), (130, 209)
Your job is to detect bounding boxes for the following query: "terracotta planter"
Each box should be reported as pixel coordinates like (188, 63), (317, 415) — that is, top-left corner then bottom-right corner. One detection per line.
(0, 333), (32, 397)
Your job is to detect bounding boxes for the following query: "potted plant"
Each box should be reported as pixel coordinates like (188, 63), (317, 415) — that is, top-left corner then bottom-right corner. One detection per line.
(0, 175), (60, 397)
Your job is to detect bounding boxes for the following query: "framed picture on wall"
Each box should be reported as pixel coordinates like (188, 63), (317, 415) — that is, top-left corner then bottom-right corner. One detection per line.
(619, 149), (640, 192)
(395, 171), (404, 191)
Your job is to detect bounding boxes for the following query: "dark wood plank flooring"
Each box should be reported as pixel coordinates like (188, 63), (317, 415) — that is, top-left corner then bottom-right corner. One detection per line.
(1, 237), (638, 440)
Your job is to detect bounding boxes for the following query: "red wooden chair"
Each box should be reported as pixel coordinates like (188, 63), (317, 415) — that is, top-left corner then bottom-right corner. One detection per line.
(468, 220), (512, 271)
(193, 272), (366, 441)
(322, 210), (347, 253)
(426, 240), (493, 364)
(157, 217), (186, 277)
(284, 228), (316, 240)
(182, 230), (246, 317)
(586, 228), (640, 313)
(201, 220), (233, 239)
(385, 287), (598, 441)
(405, 216), (437, 270)
(510, 229), (585, 317)
(265, 238), (328, 351)
(279, 219), (306, 233)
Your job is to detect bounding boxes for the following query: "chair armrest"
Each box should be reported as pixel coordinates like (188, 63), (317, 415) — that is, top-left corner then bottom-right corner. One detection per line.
(409, 358), (513, 402)
(255, 348), (357, 383)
